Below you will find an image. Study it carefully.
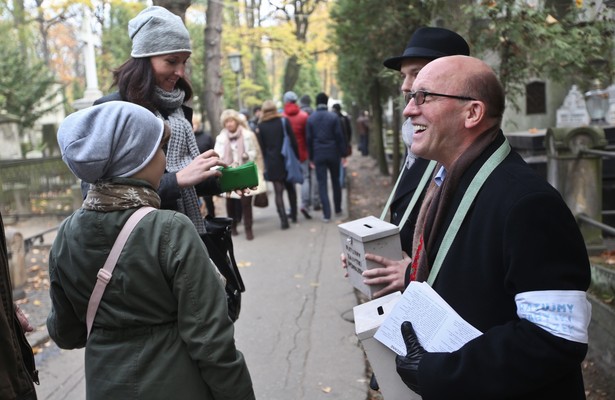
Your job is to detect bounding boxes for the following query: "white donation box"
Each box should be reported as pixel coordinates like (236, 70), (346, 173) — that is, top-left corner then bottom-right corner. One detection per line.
(338, 215), (403, 299)
(354, 292), (420, 399)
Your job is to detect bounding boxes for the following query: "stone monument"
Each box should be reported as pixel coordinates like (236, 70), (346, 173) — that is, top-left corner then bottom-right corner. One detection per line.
(72, 8), (103, 110)
(606, 83), (615, 125)
(0, 111), (22, 159)
(556, 85), (590, 128)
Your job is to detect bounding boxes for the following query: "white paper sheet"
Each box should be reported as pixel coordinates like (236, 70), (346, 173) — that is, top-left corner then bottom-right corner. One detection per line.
(374, 281), (482, 355)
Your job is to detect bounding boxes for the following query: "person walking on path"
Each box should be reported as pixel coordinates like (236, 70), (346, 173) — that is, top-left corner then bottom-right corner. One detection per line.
(48, 101), (255, 400)
(332, 103), (353, 159)
(282, 91), (313, 220)
(358, 27), (470, 298)
(356, 110), (370, 156)
(248, 106), (261, 134)
(92, 5), (226, 236)
(299, 93), (321, 211)
(1, 212), (38, 400)
(258, 100), (300, 229)
(395, 55), (591, 399)
(306, 92), (347, 222)
(332, 102), (353, 188)
(299, 94), (314, 115)
(214, 109), (261, 240)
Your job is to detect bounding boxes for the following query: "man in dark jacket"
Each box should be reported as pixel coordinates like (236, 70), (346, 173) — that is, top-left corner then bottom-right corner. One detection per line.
(1, 212), (38, 400)
(332, 103), (352, 188)
(396, 55), (591, 399)
(306, 92), (347, 222)
(356, 110), (370, 156)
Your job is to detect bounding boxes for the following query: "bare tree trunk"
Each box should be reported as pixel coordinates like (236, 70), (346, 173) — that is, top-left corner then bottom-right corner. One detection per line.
(279, 0), (322, 92)
(244, 0), (262, 79)
(204, 0), (224, 136)
(13, 0), (28, 59)
(34, 1), (50, 66)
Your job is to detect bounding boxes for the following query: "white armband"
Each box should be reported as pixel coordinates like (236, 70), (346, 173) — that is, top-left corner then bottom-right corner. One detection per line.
(515, 290), (591, 344)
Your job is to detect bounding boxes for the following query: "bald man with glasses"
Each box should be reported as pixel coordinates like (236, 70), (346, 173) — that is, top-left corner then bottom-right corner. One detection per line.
(395, 55), (591, 399)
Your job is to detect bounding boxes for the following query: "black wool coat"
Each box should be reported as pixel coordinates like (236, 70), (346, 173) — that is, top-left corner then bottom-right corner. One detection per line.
(416, 132), (591, 399)
(257, 117), (298, 182)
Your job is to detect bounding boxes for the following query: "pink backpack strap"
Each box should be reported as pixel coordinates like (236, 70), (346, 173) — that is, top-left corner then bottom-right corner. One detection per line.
(86, 207), (156, 339)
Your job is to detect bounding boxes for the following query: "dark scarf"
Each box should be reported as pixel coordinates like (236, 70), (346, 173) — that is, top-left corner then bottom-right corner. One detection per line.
(82, 178), (161, 211)
(409, 126), (500, 283)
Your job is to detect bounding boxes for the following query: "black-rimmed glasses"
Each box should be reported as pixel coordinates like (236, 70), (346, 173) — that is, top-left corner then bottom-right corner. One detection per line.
(404, 90), (476, 106)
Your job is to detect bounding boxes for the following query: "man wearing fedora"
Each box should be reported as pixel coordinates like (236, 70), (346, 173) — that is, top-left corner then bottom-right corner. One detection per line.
(358, 27), (471, 298)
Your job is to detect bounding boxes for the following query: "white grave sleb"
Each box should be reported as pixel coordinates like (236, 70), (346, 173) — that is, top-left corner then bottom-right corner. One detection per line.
(556, 85), (590, 128)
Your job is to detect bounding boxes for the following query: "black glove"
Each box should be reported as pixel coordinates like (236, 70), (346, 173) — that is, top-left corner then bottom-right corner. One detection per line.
(369, 373), (379, 391)
(395, 321), (427, 394)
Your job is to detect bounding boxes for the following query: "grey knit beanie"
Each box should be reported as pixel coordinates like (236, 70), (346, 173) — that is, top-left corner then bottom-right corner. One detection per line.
(283, 91), (298, 103)
(58, 101), (164, 183)
(129, 6), (191, 58)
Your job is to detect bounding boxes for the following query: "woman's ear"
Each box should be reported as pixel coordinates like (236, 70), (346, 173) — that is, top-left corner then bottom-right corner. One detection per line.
(464, 100), (486, 129)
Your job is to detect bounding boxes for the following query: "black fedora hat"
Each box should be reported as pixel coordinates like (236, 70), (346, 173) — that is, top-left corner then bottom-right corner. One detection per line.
(383, 27), (470, 71)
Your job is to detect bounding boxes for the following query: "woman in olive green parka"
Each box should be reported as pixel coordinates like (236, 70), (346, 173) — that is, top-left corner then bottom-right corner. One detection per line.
(47, 101), (254, 400)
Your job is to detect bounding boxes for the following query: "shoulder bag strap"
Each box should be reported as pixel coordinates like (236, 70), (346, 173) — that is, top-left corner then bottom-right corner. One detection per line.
(380, 160), (437, 231)
(427, 140), (511, 285)
(395, 160), (437, 229)
(380, 167), (405, 220)
(86, 206), (156, 338)
(225, 234), (245, 292)
(281, 117), (287, 136)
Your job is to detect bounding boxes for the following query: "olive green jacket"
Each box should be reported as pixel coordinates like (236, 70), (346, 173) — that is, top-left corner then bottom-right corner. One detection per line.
(47, 207), (254, 400)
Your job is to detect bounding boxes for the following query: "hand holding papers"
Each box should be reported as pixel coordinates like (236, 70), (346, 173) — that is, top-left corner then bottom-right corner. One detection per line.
(374, 282), (482, 355)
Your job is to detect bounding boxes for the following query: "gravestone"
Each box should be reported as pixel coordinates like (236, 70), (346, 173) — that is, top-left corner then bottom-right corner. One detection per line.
(606, 84), (615, 125)
(556, 85), (590, 127)
(0, 112), (22, 160)
(72, 8), (102, 110)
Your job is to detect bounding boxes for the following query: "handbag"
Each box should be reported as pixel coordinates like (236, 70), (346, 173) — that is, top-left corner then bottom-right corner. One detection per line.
(200, 215), (245, 322)
(253, 192), (269, 208)
(280, 118), (304, 185)
(86, 207), (156, 338)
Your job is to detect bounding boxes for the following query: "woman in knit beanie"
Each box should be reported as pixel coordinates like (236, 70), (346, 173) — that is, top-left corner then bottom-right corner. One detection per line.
(257, 100), (300, 229)
(92, 6), (227, 235)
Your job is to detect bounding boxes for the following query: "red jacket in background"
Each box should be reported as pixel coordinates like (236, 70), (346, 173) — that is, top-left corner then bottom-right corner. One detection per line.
(283, 102), (309, 162)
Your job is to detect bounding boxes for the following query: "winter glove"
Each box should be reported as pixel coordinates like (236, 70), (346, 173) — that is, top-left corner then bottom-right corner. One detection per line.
(395, 321), (427, 394)
(369, 373), (379, 391)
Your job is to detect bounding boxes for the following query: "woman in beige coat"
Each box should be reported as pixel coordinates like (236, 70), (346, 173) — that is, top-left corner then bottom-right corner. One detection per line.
(214, 109), (264, 240)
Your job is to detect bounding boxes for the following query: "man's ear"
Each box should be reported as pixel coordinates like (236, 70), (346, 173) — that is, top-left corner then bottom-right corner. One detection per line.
(464, 101), (485, 129)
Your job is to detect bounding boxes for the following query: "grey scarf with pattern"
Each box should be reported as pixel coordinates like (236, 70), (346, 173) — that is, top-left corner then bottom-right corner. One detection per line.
(154, 87), (205, 233)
